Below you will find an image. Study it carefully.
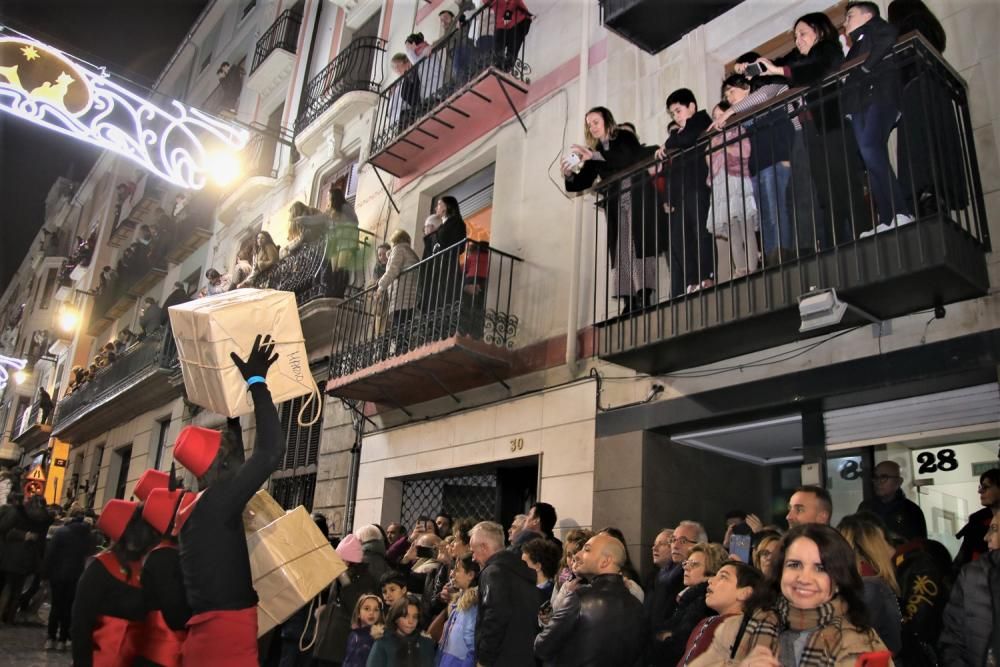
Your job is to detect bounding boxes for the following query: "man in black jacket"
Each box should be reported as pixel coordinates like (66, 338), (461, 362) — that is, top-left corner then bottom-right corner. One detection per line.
(41, 504), (95, 650)
(173, 333), (283, 666)
(656, 88), (715, 297)
(470, 520), (539, 667)
(534, 533), (644, 667)
(844, 1), (914, 237)
(857, 460), (927, 540)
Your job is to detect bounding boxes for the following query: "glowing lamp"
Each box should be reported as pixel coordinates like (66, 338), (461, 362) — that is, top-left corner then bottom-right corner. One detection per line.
(13, 369), (28, 384)
(58, 307), (79, 333)
(207, 150), (241, 187)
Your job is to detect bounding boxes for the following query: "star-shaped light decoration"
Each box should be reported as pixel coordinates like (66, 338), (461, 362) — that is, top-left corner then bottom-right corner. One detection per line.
(20, 45), (39, 61)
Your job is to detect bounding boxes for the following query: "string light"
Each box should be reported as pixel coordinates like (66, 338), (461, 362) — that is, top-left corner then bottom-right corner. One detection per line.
(0, 354), (27, 392)
(0, 33), (248, 190)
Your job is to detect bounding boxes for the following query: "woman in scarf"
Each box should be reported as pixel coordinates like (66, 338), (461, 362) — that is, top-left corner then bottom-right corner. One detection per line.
(734, 524), (892, 666)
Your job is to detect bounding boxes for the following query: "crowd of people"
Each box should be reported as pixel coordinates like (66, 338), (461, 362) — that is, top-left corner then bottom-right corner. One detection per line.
(565, 1), (958, 312)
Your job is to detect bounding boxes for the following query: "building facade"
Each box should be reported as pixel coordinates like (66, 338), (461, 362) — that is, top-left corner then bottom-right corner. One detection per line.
(0, 0), (997, 573)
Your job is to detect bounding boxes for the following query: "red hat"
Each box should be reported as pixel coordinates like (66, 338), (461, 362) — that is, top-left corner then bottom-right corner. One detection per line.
(98, 499), (139, 543)
(173, 426), (222, 478)
(134, 469), (169, 501)
(142, 488), (184, 535)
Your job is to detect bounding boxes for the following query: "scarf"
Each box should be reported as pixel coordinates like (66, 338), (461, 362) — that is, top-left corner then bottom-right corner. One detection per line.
(735, 597), (850, 667)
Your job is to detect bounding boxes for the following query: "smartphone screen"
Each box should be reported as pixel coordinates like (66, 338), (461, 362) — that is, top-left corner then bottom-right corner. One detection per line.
(730, 534), (752, 564)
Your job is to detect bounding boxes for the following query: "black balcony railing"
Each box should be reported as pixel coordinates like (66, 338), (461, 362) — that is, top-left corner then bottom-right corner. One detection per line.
(295, 37), (387, 134)
(53, 329), (179, 429)
(238, 133), (279, 180)
(251, 9), (303, 75)
(588, 35), (989, 368)
(11, 401), (50, 442)
(370, 3), (531, 156)
(246, 225), (376, 306)
(328, 239), (521, 380)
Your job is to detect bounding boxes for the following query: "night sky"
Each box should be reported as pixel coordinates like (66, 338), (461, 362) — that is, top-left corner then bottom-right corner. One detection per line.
(0, 0), (209, 293)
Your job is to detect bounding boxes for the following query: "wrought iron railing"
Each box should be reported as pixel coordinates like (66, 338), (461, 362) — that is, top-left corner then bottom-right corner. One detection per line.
(237, 132), (279, 180)
(328, 239), (522, 380)
(295, 36), (387, 134)
(369, 2), (532, 155)
(247, 225), (376, 306)
(11, 401), (48, 441)
(250, 9), (303, 74)
(587, 35), (988, 353)
(53, 329), (180, 428)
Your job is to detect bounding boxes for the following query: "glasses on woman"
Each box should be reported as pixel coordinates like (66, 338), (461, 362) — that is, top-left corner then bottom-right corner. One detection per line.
(681, 559), (704, 570)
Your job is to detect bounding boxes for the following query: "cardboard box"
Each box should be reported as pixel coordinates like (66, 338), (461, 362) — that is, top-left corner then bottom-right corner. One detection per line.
(242, 490), (286, 533)
(168, 289), (315, 418)
(248, 506), (346, 636)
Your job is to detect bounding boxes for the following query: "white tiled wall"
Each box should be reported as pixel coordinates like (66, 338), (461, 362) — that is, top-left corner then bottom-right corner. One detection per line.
(353, 381), (597, 538)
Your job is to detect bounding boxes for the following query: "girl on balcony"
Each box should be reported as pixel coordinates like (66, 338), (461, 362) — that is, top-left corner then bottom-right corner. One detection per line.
(237, 231), (280, 289)
(377, 229), (421, 357)
(706, 101), (759, 279)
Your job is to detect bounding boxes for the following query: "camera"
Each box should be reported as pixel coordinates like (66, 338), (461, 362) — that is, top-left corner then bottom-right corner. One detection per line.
(564, 151), (583, 173)
(744, 61), (764, 77)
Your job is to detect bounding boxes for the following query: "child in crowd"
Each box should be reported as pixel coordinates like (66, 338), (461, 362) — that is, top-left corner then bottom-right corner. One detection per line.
(380, 571), (408, 610)
(366, 594), (435, 667)
(342, 594), (382, 667)
(706, 101), (759, 278)
(437, 553), (480, 667)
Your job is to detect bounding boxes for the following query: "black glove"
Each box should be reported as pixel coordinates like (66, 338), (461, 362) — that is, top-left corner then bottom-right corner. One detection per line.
(230, 334), (279, 382)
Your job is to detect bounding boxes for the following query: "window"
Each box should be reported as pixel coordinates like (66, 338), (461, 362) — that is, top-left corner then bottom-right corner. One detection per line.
(434, 163), (496, 242)
(113, 445), (133, 500)
(39, 268), (58, 310)
(240, 0), (257, 21)
(87, 445), (104, 509)
(269, 394), (322, 511)
(316, 159), (360, 211)
(152, 419), (170, 470)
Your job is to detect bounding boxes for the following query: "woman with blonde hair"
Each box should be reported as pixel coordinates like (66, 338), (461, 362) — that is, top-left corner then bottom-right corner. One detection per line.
(377, 229), (421, 356)
(837, 513), (903, 658)
(752, 531), (782, 576)
(237, 231), (280, 287)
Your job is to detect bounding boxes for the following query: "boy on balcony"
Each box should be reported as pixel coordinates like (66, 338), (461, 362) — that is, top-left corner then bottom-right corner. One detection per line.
(843, 1), (914, 237)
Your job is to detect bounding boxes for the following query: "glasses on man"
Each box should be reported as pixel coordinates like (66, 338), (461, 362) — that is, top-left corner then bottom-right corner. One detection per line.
(669, 536), (696, 546)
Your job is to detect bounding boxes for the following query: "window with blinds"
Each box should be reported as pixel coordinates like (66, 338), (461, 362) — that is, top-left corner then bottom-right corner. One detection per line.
(270, 394), (323, 510)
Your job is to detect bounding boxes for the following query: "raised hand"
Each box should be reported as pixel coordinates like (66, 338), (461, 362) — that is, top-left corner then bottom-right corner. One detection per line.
(230, 334), (279, 382)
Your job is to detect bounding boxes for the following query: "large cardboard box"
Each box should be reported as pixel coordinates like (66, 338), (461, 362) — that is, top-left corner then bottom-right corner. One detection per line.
(248, 506), (346, 636)
(168, 289), (315, 418)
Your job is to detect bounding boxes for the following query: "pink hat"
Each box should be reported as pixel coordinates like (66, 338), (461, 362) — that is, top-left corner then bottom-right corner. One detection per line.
(336, 533), (364, 564)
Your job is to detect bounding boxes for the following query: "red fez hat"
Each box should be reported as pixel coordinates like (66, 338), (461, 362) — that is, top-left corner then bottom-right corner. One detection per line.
(142, 488), (184, 535)
(134, 469), (169, 501)
(173, 426), (222, 478)
(98, 499), (139, 543)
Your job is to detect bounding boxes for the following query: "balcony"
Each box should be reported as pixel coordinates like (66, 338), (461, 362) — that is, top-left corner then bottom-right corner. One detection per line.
(591, 36), (990, 374)
(218, 133), (281, 225)
(88, 205), (196, 336)
(110, 174), (167, 248)
(245, 224), (376, 353)
(598, 0), (747, 54)
(326, 240), (522, 410)
(247, 9), (303, 103)
(52, 330), (181, 443)
(294, 36), (386, 157)
(366, 4), (530, 179)
(11, 402), (52, 452)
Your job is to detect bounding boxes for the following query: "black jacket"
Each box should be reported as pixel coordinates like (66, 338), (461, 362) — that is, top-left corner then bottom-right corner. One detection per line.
(649, 581), (714, 667)
(534, 573), (644, 667)
(895, 537), (953, 665)
(842, 16), (901, 114)
(858, 490), (927, 541)
(0, 504), (51, 575)
(939, 549), (1000, 667)
(662, 109), (712, 198)
(41, 518), (95, 583)
(862, 576), (902, 657)
(778, 40), (847, 132)
(643, 563), (682, 650)
(565, 130), (659, 264)
(312, 564), (379, 662)
(475, 548), (540, 667)
(955, 506), (992, 568)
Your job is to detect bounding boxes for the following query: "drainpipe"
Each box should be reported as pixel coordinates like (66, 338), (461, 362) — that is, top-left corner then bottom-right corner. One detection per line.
(565, 2), (590, 369)
(342, 399), (365, 535)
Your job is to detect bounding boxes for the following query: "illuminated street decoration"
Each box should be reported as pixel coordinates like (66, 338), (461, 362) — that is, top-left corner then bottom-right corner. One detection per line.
(0, 354), (27, 393)
(0, 34), (249, 190)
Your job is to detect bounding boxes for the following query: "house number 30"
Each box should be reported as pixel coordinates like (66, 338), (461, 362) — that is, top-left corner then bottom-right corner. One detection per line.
(510, 437), (524, 452)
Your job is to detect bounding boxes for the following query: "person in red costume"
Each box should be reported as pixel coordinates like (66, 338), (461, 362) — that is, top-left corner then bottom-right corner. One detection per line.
(71, 499), (156, 667)
(172, 334), (284, 667)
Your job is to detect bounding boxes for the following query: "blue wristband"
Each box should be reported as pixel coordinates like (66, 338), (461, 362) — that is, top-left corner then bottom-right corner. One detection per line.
(246, 375), (266, 387)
